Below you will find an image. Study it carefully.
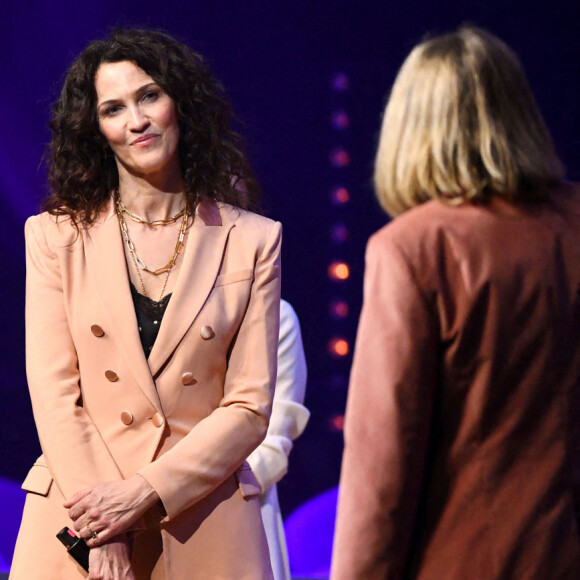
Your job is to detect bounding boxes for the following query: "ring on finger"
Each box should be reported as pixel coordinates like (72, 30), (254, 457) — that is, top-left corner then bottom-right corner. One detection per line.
(86, 523), (98, 540)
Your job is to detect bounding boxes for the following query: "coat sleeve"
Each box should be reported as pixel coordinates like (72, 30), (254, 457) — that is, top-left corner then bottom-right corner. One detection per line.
(24, 215), (124, 500)
(331, 231), (438, 580)
(246, 299), (310, 493)
(137, 220), (282, 520)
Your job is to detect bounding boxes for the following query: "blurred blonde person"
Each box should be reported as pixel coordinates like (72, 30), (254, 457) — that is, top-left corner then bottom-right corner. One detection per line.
(332, 26), (580, 580)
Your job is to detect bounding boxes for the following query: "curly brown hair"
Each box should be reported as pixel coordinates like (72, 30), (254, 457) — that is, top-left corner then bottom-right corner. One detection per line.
(44, 28), (261, 226)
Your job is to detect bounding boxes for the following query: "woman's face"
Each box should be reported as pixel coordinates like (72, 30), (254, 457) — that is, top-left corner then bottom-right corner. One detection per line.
(95, 61), (181, 181)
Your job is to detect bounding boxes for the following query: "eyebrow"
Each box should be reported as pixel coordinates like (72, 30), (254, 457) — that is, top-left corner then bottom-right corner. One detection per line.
(97, 82), (160, 111)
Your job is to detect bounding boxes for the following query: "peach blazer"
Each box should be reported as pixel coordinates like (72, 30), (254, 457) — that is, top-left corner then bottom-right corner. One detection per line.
(11, 198), (281, 580)
(332, 184), (580, 579)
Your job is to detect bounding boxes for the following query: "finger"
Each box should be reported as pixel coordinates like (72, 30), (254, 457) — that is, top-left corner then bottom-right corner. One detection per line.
(82, 523), (106, 547)
(77, 520), (95, 539)
(75, 510), (102, 535)
(69, 502), (89, 524)
(86, 535), (102, 548)
(63, 487), (92, 508)
(86, 527), (109, 548)
(88, 516), (118, 546)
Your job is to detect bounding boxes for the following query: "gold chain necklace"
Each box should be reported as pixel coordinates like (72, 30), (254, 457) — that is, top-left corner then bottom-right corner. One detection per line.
(131, 243), (171, 301)
(116, 198), (189, 300)
(116, 195), (186, 229)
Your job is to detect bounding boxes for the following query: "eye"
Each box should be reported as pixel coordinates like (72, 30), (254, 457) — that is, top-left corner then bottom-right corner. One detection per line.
(141, 91), (160, 103)
(100, 105), (122, 117)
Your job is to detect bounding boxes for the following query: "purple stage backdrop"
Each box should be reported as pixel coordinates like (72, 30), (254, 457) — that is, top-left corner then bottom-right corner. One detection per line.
(1, 0), (579, 576)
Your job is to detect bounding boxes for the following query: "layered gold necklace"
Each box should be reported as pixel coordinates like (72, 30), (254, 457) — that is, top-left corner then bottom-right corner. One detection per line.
(115, 195), (189, 301)
(117, 196), (186, 229)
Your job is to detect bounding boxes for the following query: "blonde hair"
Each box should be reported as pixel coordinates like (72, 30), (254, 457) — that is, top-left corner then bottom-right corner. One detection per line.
(374, 26), (564, 216)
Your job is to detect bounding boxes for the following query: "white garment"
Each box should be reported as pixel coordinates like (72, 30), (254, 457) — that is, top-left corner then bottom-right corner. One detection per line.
(247, 299), (310, 580)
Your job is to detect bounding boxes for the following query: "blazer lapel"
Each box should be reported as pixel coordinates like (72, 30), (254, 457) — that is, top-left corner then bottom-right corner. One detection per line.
(84, 201), (162, 412)
(148, 200), (235, 378)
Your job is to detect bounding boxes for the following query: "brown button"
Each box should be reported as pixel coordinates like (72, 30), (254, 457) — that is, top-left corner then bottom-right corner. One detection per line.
(181, 372), (196, 385)
(105, 370), (119, 382)
(91, 324), (105, 337)
(200, 325), (214, 340)
(120, 411), (133, 425)
(151, 413), (164, 428)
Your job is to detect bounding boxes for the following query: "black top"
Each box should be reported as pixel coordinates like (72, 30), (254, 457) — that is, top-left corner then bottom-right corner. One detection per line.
(130, 282), (172, 359)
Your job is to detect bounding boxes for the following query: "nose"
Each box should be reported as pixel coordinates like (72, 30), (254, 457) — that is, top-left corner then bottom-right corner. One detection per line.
(128, 105), (150, 132)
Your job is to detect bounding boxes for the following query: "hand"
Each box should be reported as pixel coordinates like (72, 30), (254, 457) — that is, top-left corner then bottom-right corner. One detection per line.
(88, 535), (135, 580)
(64, 475), (160, 547)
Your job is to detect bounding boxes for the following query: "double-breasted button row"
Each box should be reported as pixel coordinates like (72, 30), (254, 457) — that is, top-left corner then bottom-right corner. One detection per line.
(119, 410), (164, 428)
(107, 369), (198, 387)
(95, 323), (214, 341)
(95, 323), (215, 340)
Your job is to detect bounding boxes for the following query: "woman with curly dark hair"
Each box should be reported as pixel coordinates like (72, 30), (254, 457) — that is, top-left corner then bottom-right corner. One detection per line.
(11, 28), (280, 580)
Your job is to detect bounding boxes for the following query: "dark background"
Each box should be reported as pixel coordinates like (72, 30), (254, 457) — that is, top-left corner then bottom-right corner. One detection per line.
(1, 0), (578, 562)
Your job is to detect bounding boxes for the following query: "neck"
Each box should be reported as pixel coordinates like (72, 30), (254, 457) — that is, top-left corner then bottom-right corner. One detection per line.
(117, 173), (186, 222)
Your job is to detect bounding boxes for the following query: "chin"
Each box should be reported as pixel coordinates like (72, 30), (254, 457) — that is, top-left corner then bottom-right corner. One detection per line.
(121, 152), (179, 178)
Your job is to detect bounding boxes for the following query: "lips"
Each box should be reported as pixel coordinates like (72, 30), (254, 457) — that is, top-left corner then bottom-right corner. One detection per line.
(131, 133), (160, 147)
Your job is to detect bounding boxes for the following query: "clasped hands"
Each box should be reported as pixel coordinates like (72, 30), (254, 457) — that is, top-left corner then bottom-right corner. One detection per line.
(64, 475), (160, 579)
(64, 474), (160, 547)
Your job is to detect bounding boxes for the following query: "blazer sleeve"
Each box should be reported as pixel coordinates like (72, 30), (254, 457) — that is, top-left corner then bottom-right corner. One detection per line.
(246, 299), (310, 493)
(331, 231), (438, 580)
(138, 220), (282, 520)
(24, 215), (124, 499)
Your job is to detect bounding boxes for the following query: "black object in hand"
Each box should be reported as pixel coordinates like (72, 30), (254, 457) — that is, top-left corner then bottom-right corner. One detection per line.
(57, 526), (89, 572)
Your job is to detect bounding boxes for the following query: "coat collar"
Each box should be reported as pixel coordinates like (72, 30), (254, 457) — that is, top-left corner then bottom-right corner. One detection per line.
(84, 197), (237, 408)
(147, 200), (236, 376)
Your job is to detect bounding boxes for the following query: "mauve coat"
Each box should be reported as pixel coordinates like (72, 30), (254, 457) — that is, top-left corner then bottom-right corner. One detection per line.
(11, 199), (281, 580)
(332, 184), (580, 580)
